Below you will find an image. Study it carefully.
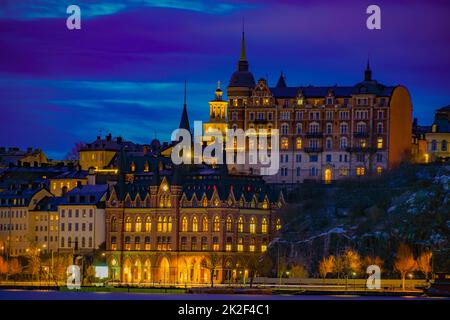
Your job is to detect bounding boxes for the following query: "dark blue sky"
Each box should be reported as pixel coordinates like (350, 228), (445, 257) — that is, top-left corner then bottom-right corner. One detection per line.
(1, 0), (449, 159)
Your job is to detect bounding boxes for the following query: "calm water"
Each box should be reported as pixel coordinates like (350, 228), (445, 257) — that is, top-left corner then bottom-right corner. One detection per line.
(0, 290), (448, 300)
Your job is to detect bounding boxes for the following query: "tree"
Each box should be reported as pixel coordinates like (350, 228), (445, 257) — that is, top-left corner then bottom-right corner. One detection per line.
(319, 256), (335, 280)
(417, 250), (432, 280)
(394, 243), (417, 290)
(8, 258), (22, 279)
(0, 256), (7, 279)
(342, 249), (362, 277)
(289, 263), (308, 278)
(333, 255), (344, 279)
(201, 253), (221, 288)
(65, 142), (85, 161)
(85, 265), (96, 284)
(363, 256), (383, 269)
(25, 247), (41, 281)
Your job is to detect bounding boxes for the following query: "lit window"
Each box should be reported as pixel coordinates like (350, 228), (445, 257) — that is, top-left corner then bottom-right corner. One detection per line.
(130, 162), (136, 172)
(157, 216), (162, 232)
(135, 217), (142, 232)
(145, 217), (151, 232)
(377, 138), (383, 149)
(276, 218), (282, 231)
(296, 138), (302, 150)
(213, 237), (219, 251)
(237, 238), (244, 252)
(261, 244), (267, 252)
(360, 139), (367, 148)
(192, 216), (198, 232)
(226, 216), (233, 232)
(356, 167), (365, 176)
(168, 217), (173, 232)
(281, 138), (289, 150)
(181, 216), (188, 232)
(249, 239), (255, 252)
(202, 217), (208, 232)
(377, 166), (383, 174)
(237, 217), (244, 233)
(262, 218), (268, 233)
(249, 217), (256, 234)
(125, 217), (132, 232)
(213, 216), (220, 232)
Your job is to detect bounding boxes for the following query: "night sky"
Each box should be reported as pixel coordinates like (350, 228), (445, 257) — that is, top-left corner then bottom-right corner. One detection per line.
(1, 0), (449, 159)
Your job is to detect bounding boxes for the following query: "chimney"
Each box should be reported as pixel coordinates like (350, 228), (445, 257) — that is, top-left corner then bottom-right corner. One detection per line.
(27, 147), (32, 153)
(97, 135), (101, 140)
(87, 167), (96, 185)
(77, 181), (83, 188)
(117, 136), (123, 144)
(62, 186), (68, 196)
(106, 133), (112, 142)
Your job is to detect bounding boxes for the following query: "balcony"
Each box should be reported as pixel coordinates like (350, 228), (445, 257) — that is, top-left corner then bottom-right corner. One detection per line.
(304, 147), (323, 153)
(353, 132), (370, 138)
(254, 119), (268, 124)
(346, 147), (377, 153)
(305, 132), (323, 138)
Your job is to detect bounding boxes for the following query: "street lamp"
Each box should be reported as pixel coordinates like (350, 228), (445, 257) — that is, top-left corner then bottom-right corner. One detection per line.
(352, 272), (357, 291)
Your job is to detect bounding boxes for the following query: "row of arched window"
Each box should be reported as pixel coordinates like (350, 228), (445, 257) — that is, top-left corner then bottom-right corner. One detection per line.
(180, 215), (269, 234)
(110, 235), (269, 252)
(111, 215), (279, 234)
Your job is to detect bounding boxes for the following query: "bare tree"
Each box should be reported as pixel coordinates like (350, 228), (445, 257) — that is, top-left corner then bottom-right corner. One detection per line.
(65, 142), (85, 161)
(201, 253), (221, 288)
(417, 250), (432, 281)
(394, 243), (417, 290)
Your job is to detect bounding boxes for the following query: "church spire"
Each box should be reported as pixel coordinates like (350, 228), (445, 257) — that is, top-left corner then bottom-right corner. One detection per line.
(240, 19), (246, 61)
(364, 57), (372, 81)
(237, 19), (249, 72)
(179, 80), (190, 132)
(276, 72), (287, 88)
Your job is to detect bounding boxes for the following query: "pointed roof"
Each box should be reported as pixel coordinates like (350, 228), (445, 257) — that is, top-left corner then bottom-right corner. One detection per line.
(229, 23), (255, 88)
(364, 57), (372, 81)
(276, 72), (287, 88)
(179, 80), (190, 132)
(240, 21), (246, 61)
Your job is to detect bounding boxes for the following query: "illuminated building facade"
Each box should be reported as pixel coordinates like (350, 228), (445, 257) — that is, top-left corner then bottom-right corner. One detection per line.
(203, 82), (228, 143)
(425, 105), (450, 162)
(226, 31), (413, 184)
(30, 196), (60, 253)
(79, 133), (147, 170)
(0, 187), (51, 256)
(105, 150), (284, 285)
(57, 184), (107, 253)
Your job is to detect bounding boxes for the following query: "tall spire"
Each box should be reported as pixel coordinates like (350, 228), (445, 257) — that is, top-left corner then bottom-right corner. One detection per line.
(179, 80), (190, 132)
(276, 72), (287, 88)
(364, 56), (372, 81)
(240, 18), (246, 61)
(237, 19), (249, 72)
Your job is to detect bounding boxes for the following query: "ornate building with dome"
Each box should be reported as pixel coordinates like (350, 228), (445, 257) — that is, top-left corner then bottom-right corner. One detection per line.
(226, 31), (413, 184)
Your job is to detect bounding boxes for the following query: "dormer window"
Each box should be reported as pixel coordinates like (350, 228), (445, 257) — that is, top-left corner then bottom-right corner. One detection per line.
(130, 162), (136, 172)
(432, 124), (437, 133)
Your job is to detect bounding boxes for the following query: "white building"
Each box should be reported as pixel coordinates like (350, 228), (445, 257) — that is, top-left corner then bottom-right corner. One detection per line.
(58, 184), (107, 253)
